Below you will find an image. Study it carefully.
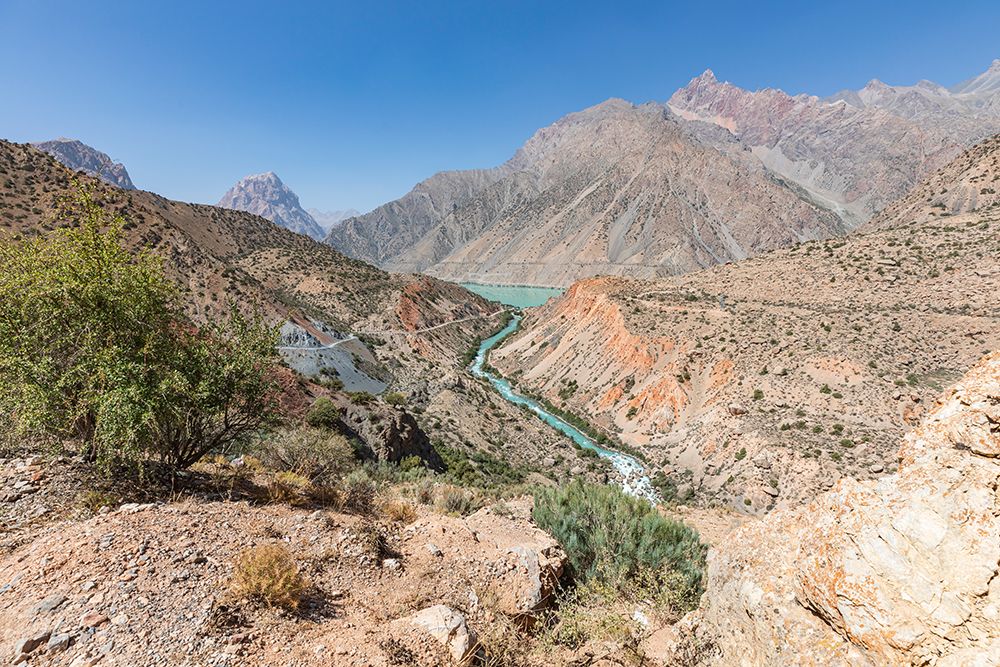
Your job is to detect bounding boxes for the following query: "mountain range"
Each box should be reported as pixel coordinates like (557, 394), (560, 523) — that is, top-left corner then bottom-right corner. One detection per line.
(327, 60), (1000, 286)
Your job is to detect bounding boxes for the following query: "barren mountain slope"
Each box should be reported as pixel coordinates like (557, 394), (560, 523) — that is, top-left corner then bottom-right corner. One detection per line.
(332, 100), (843, 287)
(326, 167), (513, 267)
(866, 133), (1000, 230)
(491, 139), (1000, 510)
(668, 70), (965, 227)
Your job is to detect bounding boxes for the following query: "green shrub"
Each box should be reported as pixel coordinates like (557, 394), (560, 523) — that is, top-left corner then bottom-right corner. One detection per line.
(339, 469), (376, 514)
(532, 481), (706, 608)
(436, 484), (480, 515)
(304, 397), (341, 430)
(382, 391), (406, 407)
(0, 188), (279, 471)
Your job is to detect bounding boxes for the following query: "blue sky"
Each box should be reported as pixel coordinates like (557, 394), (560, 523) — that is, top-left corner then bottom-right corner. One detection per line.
(2, 0), (999, 213)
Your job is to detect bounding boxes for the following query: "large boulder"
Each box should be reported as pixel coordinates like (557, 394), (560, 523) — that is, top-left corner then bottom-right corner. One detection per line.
(464, 507), (566, 617)
(674, 351), (1000, 665)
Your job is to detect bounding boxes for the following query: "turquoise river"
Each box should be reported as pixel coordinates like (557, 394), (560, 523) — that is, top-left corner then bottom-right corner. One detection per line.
(465, 288), (657, 501)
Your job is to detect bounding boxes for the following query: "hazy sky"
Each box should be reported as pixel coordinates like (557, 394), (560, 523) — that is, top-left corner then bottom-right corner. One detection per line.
(3, 0), (999, 213)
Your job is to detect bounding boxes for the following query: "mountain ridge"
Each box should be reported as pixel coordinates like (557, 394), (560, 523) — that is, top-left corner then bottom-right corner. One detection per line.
(328, 99), (844, 286)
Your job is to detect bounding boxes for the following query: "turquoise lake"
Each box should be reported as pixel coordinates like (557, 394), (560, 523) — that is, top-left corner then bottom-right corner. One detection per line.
(460, 283), (564, 308)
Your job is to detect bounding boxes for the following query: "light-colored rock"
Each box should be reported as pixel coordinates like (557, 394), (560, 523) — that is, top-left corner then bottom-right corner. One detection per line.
(46, 633), (71, 653)
(405, 605), (477, 665)
(676, 351), (1000, 665)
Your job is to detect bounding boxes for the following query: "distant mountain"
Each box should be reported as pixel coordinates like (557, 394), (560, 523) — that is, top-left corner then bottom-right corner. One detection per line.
(327, 100), (844, 287)
(32, 138), (135, 190)
(328, 60), (1000, 286)
(218, 172), (324, 240)
(825, 59), (1000, 143)
(307, 208), (360, 232)
(668, 70), (966, 228)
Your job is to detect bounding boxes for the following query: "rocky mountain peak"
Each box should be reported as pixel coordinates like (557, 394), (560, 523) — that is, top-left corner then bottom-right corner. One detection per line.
(862, 78), (891, 92)
(217, 172), (324, 240)
(31, 138), (135, 190)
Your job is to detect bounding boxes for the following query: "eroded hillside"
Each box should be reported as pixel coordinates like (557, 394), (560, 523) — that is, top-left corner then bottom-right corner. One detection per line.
(491, 137), (1000, 510)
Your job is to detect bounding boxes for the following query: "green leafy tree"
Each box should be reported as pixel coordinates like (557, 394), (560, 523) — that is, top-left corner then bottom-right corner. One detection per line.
(0, 186), (280, 471)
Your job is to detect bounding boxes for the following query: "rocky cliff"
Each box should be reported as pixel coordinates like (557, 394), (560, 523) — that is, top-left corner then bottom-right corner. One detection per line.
(218, 172), (325, 240)
(671, 350), (1000, 665)
(32, 138), (135, 190)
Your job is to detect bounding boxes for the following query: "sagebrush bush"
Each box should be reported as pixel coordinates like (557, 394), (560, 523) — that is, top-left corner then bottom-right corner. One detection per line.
(339, 469), (376, 514)
(532, 480), (706, 608)
(436, 484), (480, 516)
(230, 544), (308, 610)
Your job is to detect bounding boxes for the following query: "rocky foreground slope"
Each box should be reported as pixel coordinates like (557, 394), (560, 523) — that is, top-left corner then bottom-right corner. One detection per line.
(0, 351), (995, 666)
(491, 135), (1000, 511)
(0, 489), (566, 666)
(668, 350), (1000, 665)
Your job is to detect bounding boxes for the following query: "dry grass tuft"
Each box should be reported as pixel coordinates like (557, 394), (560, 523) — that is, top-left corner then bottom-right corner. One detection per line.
(230, 544), (308, 610)
(380, 498), (418, 524)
